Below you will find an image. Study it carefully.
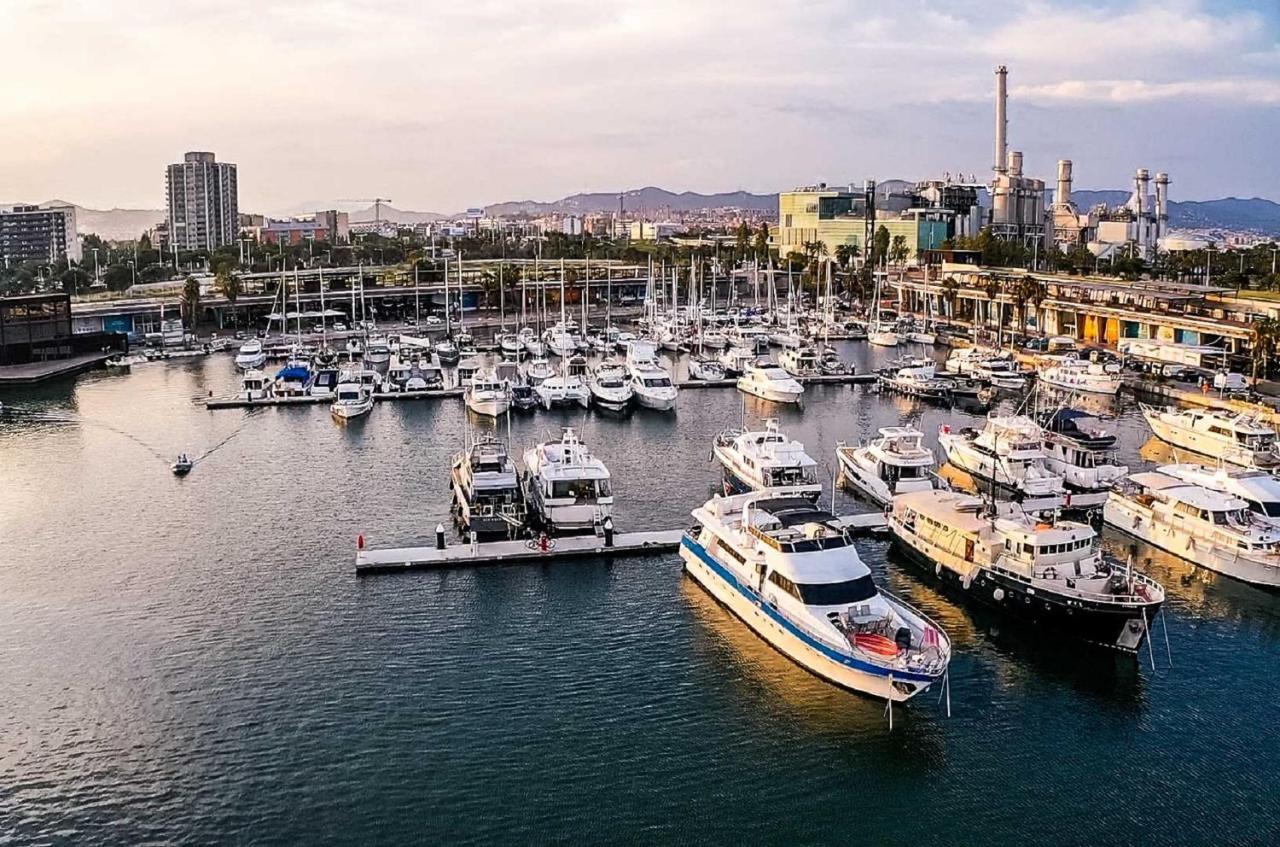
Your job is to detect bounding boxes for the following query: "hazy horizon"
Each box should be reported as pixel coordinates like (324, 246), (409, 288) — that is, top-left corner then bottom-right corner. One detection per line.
(3, 0), (1277, 213)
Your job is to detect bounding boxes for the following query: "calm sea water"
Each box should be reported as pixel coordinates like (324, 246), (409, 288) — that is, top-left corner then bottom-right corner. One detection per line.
(2, 344), (1278, 845)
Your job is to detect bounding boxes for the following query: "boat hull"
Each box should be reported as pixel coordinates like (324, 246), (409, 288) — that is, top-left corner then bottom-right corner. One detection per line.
(633, 390), (677, 411)
(939, 434), (1063, 499)
(889, 533), (1160, 653)
(681, 535), (938, 702)
(736, 381), (803, 404)
(1143, 410), (1278, 470)
(466, 397), (511, 418)
(1104, 495), (1280, 588)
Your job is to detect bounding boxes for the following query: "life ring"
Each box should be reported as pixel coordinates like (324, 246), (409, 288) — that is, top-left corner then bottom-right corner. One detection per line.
(993, 587), (1005, 602)
(1044, 566), (1057, 580)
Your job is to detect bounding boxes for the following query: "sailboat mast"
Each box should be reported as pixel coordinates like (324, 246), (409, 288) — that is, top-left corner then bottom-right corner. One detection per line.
(443, 257), (451, 337)
(319, 266), (327, 349)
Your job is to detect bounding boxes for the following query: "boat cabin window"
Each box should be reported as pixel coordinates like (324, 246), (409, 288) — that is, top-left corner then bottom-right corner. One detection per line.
(1241, 432), (1275, 448)
(550, 479), (612, 501)
(1248, 499), (1280, 518)
(768, 467), (812, 487)
(642, 377), (672, 388)
(793, 576), (878, 606)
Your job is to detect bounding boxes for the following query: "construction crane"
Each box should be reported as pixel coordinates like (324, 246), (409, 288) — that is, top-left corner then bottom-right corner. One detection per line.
(337, 198), (394, 222)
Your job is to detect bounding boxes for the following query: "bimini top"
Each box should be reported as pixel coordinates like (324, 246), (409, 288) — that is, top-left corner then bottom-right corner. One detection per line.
(1128, 471), (1248, 512)
(1042, 409), (1116, 448)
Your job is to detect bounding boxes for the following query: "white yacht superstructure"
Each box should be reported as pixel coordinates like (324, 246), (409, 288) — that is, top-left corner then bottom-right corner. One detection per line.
(682, 492), (951, 702)
(450, 436), (527, 538)
(1105, 471), (1280, 587)
(712, 419), (822, 499)
(737, 361), (804, 404)
(329, 372), (374, 420)
(234, 340), (267, 370)
(522, 428), (613, 534)
(1142, 405), (1280, 470)
(588, 360), (633, 411)
(836, 427), (937, 506)
(938, 416), (1064, 499)
(625, 341), (678, 411)
(464, 370), (512, 418)
(1039, 354), (1123, 395)
(1157, 463), (1280, 526)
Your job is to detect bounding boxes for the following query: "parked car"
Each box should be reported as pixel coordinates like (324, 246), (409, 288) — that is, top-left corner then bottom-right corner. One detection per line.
(425, 315), (443, 327)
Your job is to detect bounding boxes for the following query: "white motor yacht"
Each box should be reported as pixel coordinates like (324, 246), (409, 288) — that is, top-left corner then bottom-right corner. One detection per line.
(384, 359), (412, 393)
(523, 357), (555, 386)
(522, 428), (613, 534)
(768, 328), (803, 349)
(778, 346), (820, 377)
(712, 419), (822, 499)
(330, 373), (374, 421)
(365, 335), (392, 366)
(309, 367), (340, 399)
(451, 436), (527, 538)
(688, 355), (726, 381)
(836, 426), (937, 507)
(938, 416), (1065, 500)
(465, 370), (512, 418)
(682, 492), (951, 702)
(729, 325), (771, 353)
(272, 362), (313, 397)
(625, 341), (678, 411)
(1105, 471), (1280, 588)
(701, 329), (730, 350)
(234, 340), (267, 370)
(498, 333), (524, 359)
(737, 360), (804, 404)
(891, 490), (1165, 651)
(534, 370), (590, 410)
(239, 369), (273, 401)
(1141, 404), (1280, 470)
(879, 358), (952, 402)
(1157, 463), (1280, 525)
(588, 360), (633, 411)
(868, 326), (900, 347)
(544, 322), (577, 357)
(1039, 410), (1128, 509)
(434, 338), (460, 365)
(717, 346), (757, 377)
(1039, 354), (1122, 395)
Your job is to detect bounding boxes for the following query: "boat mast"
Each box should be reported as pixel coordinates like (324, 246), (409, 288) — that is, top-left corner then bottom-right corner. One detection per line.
(319, 266), (327, 350)
(443, 257), (451, 339)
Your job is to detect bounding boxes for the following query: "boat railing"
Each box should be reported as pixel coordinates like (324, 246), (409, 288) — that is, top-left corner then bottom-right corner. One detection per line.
(990, 555), (1162, 604)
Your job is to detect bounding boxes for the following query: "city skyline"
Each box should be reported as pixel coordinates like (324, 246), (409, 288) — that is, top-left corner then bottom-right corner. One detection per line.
(3, 0), (1278, 213)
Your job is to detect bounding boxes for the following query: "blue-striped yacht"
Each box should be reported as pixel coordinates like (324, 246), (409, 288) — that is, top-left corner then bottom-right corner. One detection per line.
(682, 492), (951, 702)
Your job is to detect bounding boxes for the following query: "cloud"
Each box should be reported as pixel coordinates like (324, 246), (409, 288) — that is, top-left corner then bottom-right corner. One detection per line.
(0, 0), (1276, 210)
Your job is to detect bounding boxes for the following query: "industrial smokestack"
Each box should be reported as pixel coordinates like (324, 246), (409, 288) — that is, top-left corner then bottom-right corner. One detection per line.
(1056, 159), (1073, 208)
(994, 66), (1008, 174)
(1007, 150), (1023, 177)
(1134, 168), (1150, 253)
(1155, 172), (1169, 239)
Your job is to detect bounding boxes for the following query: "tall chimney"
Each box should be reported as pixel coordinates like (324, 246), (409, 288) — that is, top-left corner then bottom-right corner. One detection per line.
(1155, 172), (1169, 240)
(994, 66), (1008, 174)
(1007, 150), (1023, 177)
(1056, 159), (1073, 208)
(1134, 169), (1149, 253)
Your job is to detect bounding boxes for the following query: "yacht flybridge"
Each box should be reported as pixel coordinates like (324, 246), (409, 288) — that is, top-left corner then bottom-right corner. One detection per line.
(682, 492), (951, 702)
(1039, 354), (1122, 395)
(1156, 462), (1280, 525)
(1141, 405), (1280, 470)
(712, 419), (822, 500)
(235, 340), (267, 370)
(889, 490), (1165, 653)
(836, 426), (937, 507)
(1039, 409), (1129, 508)
(450, 436), (526, 539)
(1105, 471), (1280, 588)
(522, 428), (613, 534)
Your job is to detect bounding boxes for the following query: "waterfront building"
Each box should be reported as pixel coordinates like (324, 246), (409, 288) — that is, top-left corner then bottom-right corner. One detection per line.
(165, 152), (239, 251)
(0, 204), (81, 266)
(773, 185), (949, 263)
(629, 221), (683, 241)
(260, 211), (350, 245)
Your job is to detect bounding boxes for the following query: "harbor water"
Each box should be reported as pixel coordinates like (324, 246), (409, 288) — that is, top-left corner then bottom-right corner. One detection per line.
(2, 343), (1278, 845)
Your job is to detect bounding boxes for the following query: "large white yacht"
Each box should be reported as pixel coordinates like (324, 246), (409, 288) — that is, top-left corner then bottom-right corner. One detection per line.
(365, 335), (392, 366)
(682, 492), (952, 702)
(890, 489), (1165, 652)
(1141, 405), (1280, 470)
(1105, 471), (1280, 587)
(878, 357), (952, 402)
(625, 341), (678, 411)
(239, 369), (273, 401)
(450, 436), (527, 539)
(737, 360), (804, 404)
(329, 371), (374, 421)
(464, 370), (512, 418)
(712, 419), (822, 499)
(588, 360), (633, 411)
(938, 415), (1064, 499)
(234, 340), (267, 370)
(522, 428), (613, 534)
(1157, 462), (1280, 525)
(778, 346), (820, 377)
(1040, 409), (1129, 509)
(1039, 354), (1123, 395)
(836, 426), (937, 507)
(533, 370), (590, 410)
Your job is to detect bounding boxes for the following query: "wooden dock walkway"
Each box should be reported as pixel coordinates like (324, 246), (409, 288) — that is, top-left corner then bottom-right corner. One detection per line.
(354, 513), (888, 575)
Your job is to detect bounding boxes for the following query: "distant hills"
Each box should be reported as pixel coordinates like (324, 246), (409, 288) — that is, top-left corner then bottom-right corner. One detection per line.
(14, 185), (1280, 241)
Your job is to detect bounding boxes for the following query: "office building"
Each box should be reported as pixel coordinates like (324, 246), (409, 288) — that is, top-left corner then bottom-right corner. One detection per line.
(259, 211), (350, 246)
(773, 185), (948, 263)
(0, 204), (81, 266)
(166, 151), (238, 251)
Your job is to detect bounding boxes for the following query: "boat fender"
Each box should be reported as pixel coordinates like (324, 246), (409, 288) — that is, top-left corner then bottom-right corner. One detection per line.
(1133, 516), (1140, 528)
(993, 587), (1004, 602)
(961, 572), (973, 590)
(935, 562), (942, 578)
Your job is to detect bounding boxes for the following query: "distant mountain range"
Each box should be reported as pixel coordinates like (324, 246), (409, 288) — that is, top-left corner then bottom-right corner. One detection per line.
(14, 186), (1280, 241)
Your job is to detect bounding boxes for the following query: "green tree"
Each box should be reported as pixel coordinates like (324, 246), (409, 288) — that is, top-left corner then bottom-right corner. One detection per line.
(1250, 316), (1280, 381)
(871, 225), (891, 268)
(1014, 274), (1046, 336)
(61, 265), (92, 296)
(889, 234), (909, 267)
(734, 222), (750, 262)
(215, 268), (244, 326)
(941, 275), (961, 321)
(753, 223), (770, 262)
(181, 275), (202, 329)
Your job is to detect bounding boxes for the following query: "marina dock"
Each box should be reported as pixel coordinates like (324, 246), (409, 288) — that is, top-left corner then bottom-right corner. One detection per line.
(355, 512), (888, 574)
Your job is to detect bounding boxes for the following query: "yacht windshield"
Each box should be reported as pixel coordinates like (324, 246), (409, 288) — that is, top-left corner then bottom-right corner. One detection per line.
(796, 576), (877, 606)
(1253, 500), (1280, 518)
(550, 479), (612, 501)
(643, 377), (672, 388)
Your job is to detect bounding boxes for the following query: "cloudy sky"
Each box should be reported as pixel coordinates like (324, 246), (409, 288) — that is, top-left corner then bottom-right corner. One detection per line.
(2, 0), (1277, 214)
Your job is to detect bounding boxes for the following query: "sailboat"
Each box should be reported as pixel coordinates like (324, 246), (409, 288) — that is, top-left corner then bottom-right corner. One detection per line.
(904, 264), (937, 345)
(868, 270), (900, 347)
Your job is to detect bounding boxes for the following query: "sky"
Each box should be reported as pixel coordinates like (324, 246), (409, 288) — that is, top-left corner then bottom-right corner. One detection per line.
(1, 0), (1277, 214)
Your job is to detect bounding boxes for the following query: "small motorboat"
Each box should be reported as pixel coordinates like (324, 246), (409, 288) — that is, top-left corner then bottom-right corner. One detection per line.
(171, 454), (194, 476)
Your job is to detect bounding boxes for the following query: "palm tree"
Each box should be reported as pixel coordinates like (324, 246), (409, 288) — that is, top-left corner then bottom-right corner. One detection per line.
(1013, 274), (1045, 338)
(1250, 316), (1280, 381)
(983, 277), (1002, 343)
(181, 275), (202, 330)
(941, 275), (961, 322)
(215, 268), (243, 328)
